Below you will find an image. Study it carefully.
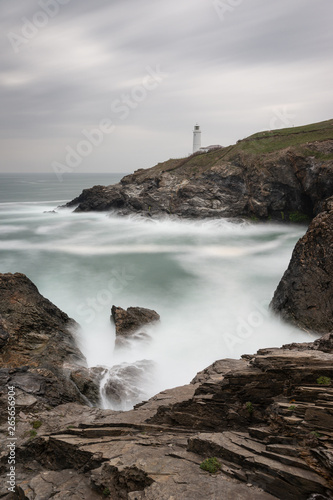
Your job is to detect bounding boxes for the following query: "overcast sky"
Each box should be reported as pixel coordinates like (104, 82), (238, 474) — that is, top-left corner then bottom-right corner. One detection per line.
(1, 0), (333, 174)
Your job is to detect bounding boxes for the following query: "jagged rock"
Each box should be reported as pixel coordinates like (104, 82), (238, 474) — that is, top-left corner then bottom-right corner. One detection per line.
(188, 431), (328, 500)
(191, 358), (247, 384)
(62, 128), (333, 220)
(0, 273), (88, 416)
(111, 305), (160, 338)
(0, 326), (9, 348)
(313, 332), (333, 353)
(1, 275), (333, 497)
(283, 332), (333, 354)
(70, 366), (107, 406)
(270, 198), (333, 333)
(0, 273), (83, 367)
(1, 330), (333, 499)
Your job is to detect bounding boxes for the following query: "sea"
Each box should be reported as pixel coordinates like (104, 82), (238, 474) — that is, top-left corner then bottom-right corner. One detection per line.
(0, 172), (314, 409)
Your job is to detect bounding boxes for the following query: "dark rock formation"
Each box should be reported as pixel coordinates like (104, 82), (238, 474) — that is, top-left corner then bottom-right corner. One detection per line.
(1, 335), (332, 499)
(62, 125), (333, 221)
(111, 305), (160, 342)
(270, 197), (333, 333)
(0, 273), (89, 416)
(70, 366), (107, 406)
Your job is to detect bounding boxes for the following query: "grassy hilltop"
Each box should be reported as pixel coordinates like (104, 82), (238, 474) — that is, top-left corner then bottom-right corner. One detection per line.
(132, 119), (333, 181)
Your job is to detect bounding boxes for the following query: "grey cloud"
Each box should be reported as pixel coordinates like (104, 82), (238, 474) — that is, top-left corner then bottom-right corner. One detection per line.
(0, 0), (332, 173)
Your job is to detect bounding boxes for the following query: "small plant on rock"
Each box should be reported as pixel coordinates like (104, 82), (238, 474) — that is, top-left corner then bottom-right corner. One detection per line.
(102, 488), (110, 497)
(31, 420), (42, 429)
(29, 430), (37, 439)
(288, 211), (309, 223)
(246, 401), (253, 414)
(288, 405), (296, 411)
(316, 376), (331, 385)
(200, 457), (221, 474)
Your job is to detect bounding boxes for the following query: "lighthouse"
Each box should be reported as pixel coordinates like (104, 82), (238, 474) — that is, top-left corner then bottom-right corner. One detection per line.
(193, 123), (201, 153)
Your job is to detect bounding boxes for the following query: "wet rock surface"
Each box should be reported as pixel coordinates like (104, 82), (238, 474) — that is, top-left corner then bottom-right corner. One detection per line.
(1, 332), (332, 499)
(1, 216), (333, 498)
(0, 273), (89, 417)
(270, 196), (333, 333)
(111, 306), (160, 337)
(62, 139), (333, 221)
(111, 305), (160, 349)
(101, 360), (156, 411)
(70, 366), (107, 406)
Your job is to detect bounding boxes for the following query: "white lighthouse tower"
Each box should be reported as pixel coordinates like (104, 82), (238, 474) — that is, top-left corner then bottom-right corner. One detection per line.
(193, 123), (201, 153)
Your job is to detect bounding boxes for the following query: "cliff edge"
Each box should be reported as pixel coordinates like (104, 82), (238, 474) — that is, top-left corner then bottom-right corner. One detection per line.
(63, 119), (333, 221)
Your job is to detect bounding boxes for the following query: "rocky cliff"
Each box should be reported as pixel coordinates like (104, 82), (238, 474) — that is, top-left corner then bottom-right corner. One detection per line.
(1, 120), (333, 499)
(271, 196), (333, 333)
(63, 120), (333, 221)
(0, 273), (91, 419)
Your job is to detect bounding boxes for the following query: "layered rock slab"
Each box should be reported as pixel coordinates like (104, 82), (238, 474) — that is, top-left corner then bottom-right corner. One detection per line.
(1, 336), (332, 499)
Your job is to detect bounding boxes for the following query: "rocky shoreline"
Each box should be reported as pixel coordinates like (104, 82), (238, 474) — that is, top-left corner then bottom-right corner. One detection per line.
(0, 196), (332, 498)
(1, 121), (333, 499)
(0, 279), (332, 499)
(62, 128), (333, 221)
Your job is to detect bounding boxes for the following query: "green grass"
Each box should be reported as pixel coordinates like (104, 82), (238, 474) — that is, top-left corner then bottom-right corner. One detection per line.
(200, 457), (221, 474)
(288, 211), (309, 223)
(303, 148), (333, 161)
(31, 420), (42, 429)
(246, 401), (254, 414)
(235, 127), (333, 156)
(223, 119), (333, 157)
(131, 119), (333, 179)
(316, 376), (331, 385)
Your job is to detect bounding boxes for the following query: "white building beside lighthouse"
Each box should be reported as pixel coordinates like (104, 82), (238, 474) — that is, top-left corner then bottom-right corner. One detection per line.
(193, 123), (201, 153)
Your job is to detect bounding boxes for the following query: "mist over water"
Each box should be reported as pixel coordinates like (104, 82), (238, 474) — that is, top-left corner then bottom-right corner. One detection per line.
(0, 174), (315, 410)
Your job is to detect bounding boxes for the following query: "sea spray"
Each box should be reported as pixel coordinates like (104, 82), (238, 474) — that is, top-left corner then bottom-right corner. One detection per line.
(0, 174), (314, 409)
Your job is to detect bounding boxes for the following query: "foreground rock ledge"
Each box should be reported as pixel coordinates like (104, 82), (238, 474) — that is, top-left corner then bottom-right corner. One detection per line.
(1, 333), (333, 498)
(0, 275), (333, 498)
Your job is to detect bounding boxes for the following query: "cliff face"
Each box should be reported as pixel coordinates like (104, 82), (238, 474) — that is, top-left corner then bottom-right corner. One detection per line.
(270, 197), (333, 333)
(63, 120), (333, 221)
(0, 273), (89, 417)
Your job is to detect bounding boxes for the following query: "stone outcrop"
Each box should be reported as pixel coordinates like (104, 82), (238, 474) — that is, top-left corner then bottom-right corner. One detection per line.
(270, 196), (333, 333)
(70, 366), (107, 406)
(62, 126), (333, 221)
(1, 328), (332, 499)
(111, 306), (160, 337)
(0, 273), (90, 416)
(111, 305), (160, 348)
